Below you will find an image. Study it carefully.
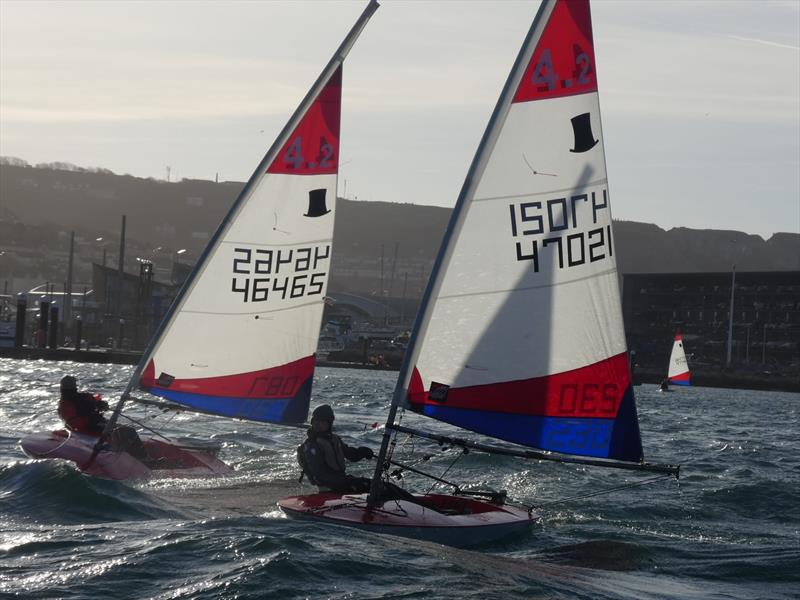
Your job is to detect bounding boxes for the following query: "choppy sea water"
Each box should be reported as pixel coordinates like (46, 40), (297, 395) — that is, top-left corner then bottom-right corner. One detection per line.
(0, 358), (798, 599)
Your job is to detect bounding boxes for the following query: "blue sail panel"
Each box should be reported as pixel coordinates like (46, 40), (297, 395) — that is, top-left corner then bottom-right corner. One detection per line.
(412, 384), (643, 463)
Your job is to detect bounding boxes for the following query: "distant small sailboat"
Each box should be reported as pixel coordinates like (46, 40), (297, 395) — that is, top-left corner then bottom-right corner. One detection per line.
(279, 0), (679, 546)
(667, 331), (691, 386)
(19, 1), (379, 480)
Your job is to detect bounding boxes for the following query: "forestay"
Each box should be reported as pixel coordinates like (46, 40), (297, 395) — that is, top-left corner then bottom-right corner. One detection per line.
(398, 0), (643, 462)
(125, 2), (379, 424)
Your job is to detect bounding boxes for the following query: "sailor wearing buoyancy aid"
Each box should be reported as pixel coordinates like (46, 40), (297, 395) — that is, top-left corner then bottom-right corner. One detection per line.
(57, 375), (151, 462)
(58, 375), (109, 435)
(298, 404), (374, 493)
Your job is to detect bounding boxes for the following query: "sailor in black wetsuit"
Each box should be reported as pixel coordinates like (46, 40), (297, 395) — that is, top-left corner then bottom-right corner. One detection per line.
(297, 404), (374, 493)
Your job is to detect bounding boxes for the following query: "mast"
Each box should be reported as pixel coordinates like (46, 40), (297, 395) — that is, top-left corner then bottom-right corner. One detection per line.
(368, 0), (558, 507)
(387, 242), (399, 324)
(114, 215), (126, 350)
(65, 231), (74, 327)
(101, 0), (379, 439)
(726, 264), (736, 366)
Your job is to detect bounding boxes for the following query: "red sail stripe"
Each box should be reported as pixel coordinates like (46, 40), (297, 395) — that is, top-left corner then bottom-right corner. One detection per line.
(140, 355), (315, 399)
(513, 0), (597, 104)
(266, 66), (342, 175)
(408, 352), (632, 419)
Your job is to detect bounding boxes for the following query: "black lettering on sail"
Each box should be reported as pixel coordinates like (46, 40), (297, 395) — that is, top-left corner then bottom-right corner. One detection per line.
(569, 113), (598, 153)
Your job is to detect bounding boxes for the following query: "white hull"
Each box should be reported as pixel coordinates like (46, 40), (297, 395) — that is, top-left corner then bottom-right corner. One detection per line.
(278, 492), (538, 547)
(19, 430), (232, 480)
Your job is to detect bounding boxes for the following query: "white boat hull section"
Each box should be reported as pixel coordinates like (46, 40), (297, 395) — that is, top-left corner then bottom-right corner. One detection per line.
(19, 430), (232, 480)
(278, 493), (538, 547)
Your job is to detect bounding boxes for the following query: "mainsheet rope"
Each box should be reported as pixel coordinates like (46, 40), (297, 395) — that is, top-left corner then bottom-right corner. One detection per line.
(35, 429), (74, 456)
(390, 431), (676, 509)
(424, 448), (466, 495)
(118, 412), (173, 442)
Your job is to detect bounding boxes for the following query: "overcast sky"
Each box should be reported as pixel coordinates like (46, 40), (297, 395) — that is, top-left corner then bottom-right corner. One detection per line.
(1, 0), (798, 239)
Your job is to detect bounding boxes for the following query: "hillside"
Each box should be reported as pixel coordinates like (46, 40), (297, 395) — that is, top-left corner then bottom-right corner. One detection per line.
(1, 163), (797, 294)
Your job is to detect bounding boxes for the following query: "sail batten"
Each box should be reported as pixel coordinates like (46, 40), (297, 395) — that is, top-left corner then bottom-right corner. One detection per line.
(472, 179), (611, 203)
(435, 266), (620, 300)
(180, 300), (325, 317)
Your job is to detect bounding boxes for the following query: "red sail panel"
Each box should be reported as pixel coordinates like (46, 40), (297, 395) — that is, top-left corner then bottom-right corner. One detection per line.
(141, 355), (315, 399)
(513, 0), (597, 104)
(668, 371), (691, 384)
(408, 352), (631, 419)
(266, 65), (342, 175)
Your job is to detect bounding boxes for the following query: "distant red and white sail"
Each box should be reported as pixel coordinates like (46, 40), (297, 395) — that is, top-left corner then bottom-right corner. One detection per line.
(399, 0), (643, 462)
(668, 332), (691, 386)
(131, 4), (378, 424)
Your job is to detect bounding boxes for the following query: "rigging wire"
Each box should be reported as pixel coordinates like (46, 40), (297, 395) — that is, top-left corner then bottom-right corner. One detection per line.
(532, 473), (675, 509)
(118, 413), (172, 442)
(424, 448), (466, 495)
(382, 407), (406, 477)
(386, 429), (677, 510)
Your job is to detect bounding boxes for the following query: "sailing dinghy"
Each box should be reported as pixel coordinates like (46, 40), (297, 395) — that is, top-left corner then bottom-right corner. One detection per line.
(279, 0), (679, 546)
(19, 1), (379, 481)
(667, 331), (691, 386)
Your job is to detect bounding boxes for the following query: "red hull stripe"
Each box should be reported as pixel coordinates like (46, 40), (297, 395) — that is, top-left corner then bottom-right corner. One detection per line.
(669, 372), (691, 384)
(140, 355), (315, 399)
(513, 0), (597, 104)
(408, 352), (632, 419)
(266, 66), (342, 175)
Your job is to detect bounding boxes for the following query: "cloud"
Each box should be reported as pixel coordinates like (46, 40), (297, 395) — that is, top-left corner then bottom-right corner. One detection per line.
(728, 35), (800, 51)
(596, 26), (799, 123)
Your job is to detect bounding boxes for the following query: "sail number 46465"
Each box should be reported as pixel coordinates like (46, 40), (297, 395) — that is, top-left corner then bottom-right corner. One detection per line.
(230, 245), (330, 303)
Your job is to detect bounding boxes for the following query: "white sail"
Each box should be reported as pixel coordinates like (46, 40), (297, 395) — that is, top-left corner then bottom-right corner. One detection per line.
(668, 332), (691, 385)
(391, 0), (643, 462)
(118, 1), (379, 425)
(279, 0), (677, 538)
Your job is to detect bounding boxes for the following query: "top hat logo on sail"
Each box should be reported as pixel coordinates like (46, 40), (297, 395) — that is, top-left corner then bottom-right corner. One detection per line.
(569, 112), (598, 153)
(304, 188), (331, 217)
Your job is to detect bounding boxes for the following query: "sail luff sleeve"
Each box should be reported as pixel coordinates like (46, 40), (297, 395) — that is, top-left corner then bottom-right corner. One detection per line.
(367, 0), (558, 506)
(388, 0), (555, 421)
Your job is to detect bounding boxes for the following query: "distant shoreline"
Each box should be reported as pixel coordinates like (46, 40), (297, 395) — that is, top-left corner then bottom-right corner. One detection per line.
(0, 346), (399, 372)
(632, 368), (798, 394)
(2, 346), (796, 393)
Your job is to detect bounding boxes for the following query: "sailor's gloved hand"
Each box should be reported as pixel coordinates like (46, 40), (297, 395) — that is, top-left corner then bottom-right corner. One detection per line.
(345, 476), (372, 493)
(98, 400), (110, 411)
(358, 446), (374, 460)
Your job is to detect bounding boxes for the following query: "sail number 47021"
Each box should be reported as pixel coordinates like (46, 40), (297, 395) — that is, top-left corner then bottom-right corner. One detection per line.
(231, 244), (330, 303)
(509, 188), (613, 272)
